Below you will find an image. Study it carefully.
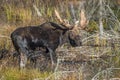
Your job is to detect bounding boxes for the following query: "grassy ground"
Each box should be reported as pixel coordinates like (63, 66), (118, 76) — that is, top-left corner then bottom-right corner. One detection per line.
(0, 55), (52, 80)
(0, 67), (51, 80)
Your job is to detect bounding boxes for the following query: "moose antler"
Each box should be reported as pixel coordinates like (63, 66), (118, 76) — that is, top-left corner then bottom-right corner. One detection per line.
(55, 8), (88, 30)
(54, 9), (63, 23)
(55, 9), (71, 28)
(80, 9), (88, 29)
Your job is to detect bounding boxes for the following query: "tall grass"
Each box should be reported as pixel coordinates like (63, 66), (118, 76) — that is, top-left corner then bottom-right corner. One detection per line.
(3, 4), (32, 25)
(0, 25), (16, 50)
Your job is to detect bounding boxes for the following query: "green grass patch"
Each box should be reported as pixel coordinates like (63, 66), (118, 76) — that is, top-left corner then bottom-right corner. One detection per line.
(0, 67), (52, 80)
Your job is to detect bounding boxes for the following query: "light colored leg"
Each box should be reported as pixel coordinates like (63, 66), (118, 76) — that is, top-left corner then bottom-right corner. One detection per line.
(20, 53), (27, 69)
(47, 48), (55, 66)
(49, 52), (54, 66)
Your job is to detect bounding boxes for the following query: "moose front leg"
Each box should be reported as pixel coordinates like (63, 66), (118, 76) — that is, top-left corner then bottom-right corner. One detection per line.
(47, 48), (57, 67)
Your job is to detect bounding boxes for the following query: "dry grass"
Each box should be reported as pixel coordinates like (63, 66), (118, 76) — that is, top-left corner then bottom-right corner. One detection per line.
(0, 24), (16, 50)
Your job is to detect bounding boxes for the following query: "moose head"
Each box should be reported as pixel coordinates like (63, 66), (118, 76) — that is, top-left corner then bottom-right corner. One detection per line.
(54, 9), (88, 47)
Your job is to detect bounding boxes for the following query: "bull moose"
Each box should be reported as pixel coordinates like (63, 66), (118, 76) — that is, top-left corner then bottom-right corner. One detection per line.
(11, 10), (87, 69)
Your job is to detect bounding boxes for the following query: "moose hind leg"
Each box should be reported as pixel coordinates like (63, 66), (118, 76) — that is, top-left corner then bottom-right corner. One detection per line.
(17, 37), (29, 69)
(19, 52), (27, 69)
(18, 46), (29, 69)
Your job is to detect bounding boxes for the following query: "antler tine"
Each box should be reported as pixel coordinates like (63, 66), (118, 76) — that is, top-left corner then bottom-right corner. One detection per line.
(75, 20), (79, 27)
(54, 9), (63, 23)
(55, 9), (71, 28)
(80, 9), (88, 29)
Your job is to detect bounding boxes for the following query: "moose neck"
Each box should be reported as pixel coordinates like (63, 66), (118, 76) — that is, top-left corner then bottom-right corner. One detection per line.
(59, 30), (70, 47)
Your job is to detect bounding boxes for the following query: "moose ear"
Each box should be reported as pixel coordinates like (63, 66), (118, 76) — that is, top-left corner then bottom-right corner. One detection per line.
(74, 21), (79, 27)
